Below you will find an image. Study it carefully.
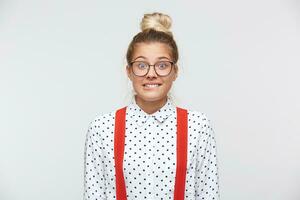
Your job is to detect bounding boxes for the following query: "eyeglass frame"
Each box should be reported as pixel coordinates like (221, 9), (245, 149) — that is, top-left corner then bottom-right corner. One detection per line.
(128, 60), (176, 77)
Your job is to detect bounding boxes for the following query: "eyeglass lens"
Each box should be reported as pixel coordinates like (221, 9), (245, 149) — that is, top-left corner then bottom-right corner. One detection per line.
(131, 61), (173, 76)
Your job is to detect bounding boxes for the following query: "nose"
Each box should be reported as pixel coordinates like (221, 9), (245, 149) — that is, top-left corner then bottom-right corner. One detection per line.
(146, 65), (158, 78)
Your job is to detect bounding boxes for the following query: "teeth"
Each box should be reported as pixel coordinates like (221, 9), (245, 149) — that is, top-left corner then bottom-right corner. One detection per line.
(144, 84), (159, 88)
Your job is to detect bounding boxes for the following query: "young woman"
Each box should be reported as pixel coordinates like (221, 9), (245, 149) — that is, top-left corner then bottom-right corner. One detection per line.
(84, 12), (220, 200)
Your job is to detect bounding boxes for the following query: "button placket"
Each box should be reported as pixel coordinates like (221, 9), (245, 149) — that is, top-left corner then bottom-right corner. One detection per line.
(144, 115), (156, 199)
(151, 116), (161, 197)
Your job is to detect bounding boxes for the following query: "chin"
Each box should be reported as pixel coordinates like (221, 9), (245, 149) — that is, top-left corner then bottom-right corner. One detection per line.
(136, 92), (166, 102)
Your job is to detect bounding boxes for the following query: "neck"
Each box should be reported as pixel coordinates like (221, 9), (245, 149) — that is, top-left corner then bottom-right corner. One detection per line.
(135, 95), (168, 115)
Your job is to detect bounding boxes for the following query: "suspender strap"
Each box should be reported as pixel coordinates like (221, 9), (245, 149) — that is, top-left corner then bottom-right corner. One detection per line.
(114, 106), (188, 200)
(114, 107), (127, 200)
(174, 107), (188, 200)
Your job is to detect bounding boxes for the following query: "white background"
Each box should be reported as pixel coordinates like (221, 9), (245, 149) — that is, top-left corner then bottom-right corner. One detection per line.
(0, 0), (299, 199)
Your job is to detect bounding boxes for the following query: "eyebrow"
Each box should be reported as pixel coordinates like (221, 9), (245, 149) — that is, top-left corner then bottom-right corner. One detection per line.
(132, 56), (171, 61)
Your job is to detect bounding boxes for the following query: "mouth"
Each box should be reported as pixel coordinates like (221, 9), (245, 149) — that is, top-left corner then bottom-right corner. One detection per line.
(142, 83), (162, 88)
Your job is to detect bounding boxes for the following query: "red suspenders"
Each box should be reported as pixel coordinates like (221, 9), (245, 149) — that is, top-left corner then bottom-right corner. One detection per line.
(114, 106), (188, 200)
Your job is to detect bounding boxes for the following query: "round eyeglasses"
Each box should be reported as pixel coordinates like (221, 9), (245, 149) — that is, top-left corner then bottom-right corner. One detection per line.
(128, 60), (175, 77)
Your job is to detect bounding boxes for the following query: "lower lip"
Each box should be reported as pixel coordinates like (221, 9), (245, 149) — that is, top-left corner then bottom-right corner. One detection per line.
(143, 84), (161, 90)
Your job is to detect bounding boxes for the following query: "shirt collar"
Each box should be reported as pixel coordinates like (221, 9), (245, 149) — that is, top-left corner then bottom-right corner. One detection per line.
(127, 95), (176, 127)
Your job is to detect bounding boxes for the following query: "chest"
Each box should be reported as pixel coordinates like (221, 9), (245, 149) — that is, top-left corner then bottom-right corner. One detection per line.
(124, 115), (177, 172)
(99, 113), (201, 173)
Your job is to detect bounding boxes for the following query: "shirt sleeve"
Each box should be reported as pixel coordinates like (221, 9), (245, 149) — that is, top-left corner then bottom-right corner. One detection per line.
(195, 116), (220, 200)
(83, 120), (107, 200)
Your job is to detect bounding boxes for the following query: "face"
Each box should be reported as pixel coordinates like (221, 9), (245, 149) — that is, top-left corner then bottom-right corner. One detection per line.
(126, 42), (178, 102)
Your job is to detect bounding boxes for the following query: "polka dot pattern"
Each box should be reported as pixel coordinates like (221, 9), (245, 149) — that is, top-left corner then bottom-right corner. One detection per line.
(83, 96), (220, 199)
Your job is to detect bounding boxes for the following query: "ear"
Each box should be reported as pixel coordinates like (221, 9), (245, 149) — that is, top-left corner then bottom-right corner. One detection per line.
(173, 64), (178, 81)
(126, 65), (133, 81)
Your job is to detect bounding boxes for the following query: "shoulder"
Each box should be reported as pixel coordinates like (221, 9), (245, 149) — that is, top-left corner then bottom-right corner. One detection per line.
(182, 108), (212, 126)
(89, 110), (115, 126)
(184, 109), (217, 144)
(184, 108), (215, 134)
(86, 104), (135, 130)
(86, 109), (117, 140)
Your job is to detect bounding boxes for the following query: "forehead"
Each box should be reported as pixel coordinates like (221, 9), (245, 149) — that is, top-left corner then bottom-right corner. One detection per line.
(132, 42), (172, 60)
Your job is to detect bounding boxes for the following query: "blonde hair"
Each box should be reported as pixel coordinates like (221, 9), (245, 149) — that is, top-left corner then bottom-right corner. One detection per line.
(126, 12), (178, 65)
(125, 12), (179, 105)
(140, 12), (173, 37)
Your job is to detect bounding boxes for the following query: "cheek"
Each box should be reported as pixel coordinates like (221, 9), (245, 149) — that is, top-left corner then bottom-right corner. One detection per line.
(161, 79), (174, 90)
(131, 78), (143, 89)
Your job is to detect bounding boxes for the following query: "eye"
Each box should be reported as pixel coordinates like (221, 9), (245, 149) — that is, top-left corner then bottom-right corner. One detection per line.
(157, 61), (170, 69)
(135, 62), (148, 69)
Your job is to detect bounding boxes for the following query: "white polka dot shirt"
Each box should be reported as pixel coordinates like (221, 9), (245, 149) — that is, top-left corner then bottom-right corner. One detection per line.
(83, 96), (220, 200)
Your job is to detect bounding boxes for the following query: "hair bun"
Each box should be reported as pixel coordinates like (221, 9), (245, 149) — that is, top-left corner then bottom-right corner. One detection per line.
(140, 12), (173, 36)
